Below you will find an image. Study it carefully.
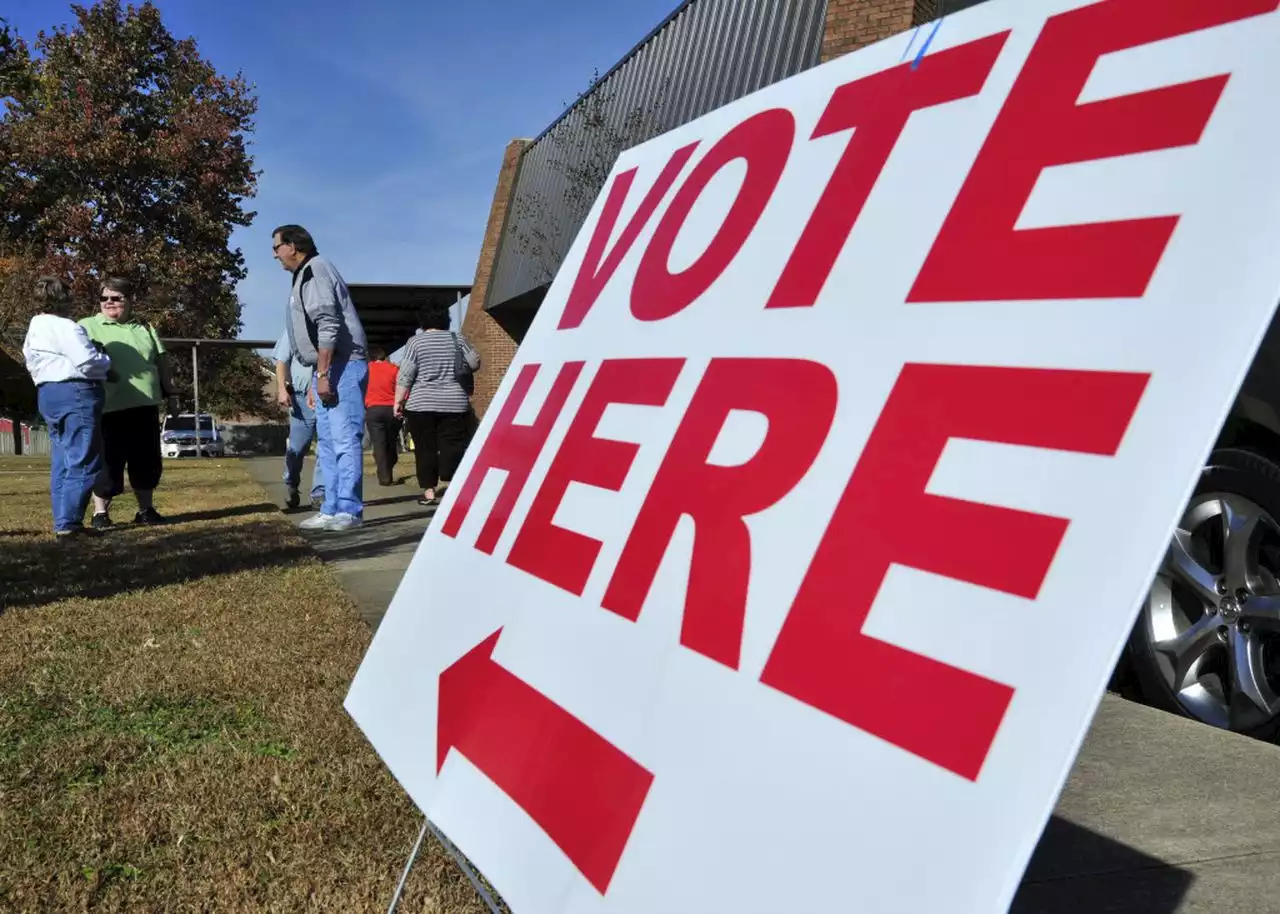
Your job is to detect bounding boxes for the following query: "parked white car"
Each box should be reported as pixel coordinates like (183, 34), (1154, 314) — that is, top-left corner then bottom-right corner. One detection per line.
(162, 413), (225, 458)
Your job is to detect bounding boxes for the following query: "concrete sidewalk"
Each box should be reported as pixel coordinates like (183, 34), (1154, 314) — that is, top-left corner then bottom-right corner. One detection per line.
(243, 454), (1280, 913)
(241, 454), (433, 628)
(1016, 696), (1280, 913)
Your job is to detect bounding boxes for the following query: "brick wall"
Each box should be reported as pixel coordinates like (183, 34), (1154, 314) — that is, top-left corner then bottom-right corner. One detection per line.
(820, 0), (921, 62)
(461, 138), (530, 418)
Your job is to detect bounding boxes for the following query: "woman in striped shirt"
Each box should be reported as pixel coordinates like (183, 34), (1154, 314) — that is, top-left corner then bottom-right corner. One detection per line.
(393, 305), (481, 506)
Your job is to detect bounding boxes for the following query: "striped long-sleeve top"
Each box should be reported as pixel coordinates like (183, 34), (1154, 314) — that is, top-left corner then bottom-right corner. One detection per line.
(396, 330), (480, 413)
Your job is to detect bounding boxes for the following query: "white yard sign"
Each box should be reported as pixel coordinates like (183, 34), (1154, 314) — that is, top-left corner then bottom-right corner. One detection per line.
(347, 1), (1280, 911)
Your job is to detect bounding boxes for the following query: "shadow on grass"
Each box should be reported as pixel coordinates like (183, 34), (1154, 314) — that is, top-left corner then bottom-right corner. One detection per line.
(164, 502), (279, 524)
(1011, 816), (1193, 913)
(0, 520), (312, 612)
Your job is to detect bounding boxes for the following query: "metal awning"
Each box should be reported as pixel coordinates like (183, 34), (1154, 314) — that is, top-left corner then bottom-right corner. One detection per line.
(158, 338), (280, 426)
(349, 284), (473, 354)
(162, 338), (277, 349)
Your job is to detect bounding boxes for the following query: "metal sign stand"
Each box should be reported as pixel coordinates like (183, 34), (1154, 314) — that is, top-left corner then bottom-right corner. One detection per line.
(386, 817), (504, 914)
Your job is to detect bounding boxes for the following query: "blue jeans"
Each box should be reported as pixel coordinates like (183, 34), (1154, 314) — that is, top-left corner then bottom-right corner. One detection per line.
(284, 390), (323, 499)
(37, 380), (104, 532)
(314, 358), (368, 517)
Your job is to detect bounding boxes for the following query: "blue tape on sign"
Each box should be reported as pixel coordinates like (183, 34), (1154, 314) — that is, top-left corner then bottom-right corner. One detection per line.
(900, 25), (921, 62)
(912, 16), (945, 70)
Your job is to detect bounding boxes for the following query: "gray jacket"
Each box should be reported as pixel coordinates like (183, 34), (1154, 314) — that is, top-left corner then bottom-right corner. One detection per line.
(286, 254), (367, 367)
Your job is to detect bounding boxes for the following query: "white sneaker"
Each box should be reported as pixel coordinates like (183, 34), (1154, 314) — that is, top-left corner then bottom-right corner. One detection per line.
(299, 512), (334, 531)
(326, 512), (363, 531)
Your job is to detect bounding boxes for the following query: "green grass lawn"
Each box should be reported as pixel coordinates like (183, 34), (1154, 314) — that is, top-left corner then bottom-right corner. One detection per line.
(0, 457), (486, 912)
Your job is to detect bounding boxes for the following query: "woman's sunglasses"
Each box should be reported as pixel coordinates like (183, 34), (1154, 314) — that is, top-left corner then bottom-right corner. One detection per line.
(100, 295), (125, 303)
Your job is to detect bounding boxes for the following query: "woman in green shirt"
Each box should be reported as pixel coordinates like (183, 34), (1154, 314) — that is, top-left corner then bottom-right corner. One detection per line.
(79, 277), (176, 527)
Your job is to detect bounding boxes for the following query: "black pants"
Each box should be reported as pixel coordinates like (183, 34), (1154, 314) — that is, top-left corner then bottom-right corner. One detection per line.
(94, 404), (162, 498)
(365, 405), (401, 486)
(404, 409), (471, 491)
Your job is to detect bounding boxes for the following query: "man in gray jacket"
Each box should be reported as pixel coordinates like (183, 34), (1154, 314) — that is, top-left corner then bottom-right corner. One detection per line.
(272, 224), (369, 531)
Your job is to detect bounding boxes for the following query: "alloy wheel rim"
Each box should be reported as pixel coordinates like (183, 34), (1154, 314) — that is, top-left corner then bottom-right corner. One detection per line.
(1145, 491), (1280, 730)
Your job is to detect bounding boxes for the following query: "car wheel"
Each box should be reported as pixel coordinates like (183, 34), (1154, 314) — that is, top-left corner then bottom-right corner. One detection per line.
(1130, 448), (1280, 739)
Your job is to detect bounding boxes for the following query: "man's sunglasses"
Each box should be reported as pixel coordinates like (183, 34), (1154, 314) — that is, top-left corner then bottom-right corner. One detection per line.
(100, 295), (125, 303)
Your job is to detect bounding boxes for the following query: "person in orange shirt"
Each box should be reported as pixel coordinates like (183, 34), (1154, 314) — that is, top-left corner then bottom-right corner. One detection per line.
(364, 346), (402, 486)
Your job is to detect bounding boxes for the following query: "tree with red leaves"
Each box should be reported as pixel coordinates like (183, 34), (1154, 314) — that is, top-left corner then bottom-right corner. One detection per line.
(0, 2), (272, 418)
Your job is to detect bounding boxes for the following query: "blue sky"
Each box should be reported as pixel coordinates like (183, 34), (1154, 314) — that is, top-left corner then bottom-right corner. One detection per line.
(4, 0), (679, 341)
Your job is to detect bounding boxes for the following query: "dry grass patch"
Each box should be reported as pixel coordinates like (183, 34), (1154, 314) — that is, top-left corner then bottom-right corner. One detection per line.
(0, 458), (486, 912)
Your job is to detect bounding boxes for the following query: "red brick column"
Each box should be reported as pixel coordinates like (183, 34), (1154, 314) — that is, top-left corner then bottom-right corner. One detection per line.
(821, 0), (933, 63)
(462, 138), (530, 418)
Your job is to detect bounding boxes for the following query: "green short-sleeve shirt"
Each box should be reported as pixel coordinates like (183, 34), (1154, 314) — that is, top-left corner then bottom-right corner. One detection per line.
(79, 314), (166, 413)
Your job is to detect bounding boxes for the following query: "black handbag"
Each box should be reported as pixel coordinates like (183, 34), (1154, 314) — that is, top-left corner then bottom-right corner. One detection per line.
(451, 332), (475, 397)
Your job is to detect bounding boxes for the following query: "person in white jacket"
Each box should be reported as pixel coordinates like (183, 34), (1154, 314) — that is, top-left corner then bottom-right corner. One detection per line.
(22, 276), (112, 537)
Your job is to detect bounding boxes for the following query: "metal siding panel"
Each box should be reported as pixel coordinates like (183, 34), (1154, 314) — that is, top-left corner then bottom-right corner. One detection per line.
(788, 0), (817, 77)
(732, 0), (767, 101)
(654, 23), (682, 135)
(677, 0), (716, 125)
(767, 0), (800, 84)
(716, 0), (748, 110)
(488, 0), (831, 310)
(657, 18), (684, 132)
(576, 81), (608, 232)
(558, 109), (585, 244)
(675, 2), (711, 126)
(614, 54), (644, 147)
(768, 0), (797, 84)
(800, 0), (827, 70)
(651, 19), (680, 134)
(743, 0), (774, 93)
(732, 0), (762, 98)
(712, 0), (751, 112)
(699, 0), (737, 116)
(628, 33), (661, 142)
(663, 6), (698, 132)
(690, 0), (723, 117)
(625, 34), (654, 140)
(739, 0), (776, 98)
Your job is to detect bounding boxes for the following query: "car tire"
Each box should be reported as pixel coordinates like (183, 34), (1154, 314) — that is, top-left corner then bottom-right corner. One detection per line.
(1130, 447), (1280, 740)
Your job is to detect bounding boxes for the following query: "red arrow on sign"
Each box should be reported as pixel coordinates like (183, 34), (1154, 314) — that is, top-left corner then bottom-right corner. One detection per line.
(437, 629), (654, 893)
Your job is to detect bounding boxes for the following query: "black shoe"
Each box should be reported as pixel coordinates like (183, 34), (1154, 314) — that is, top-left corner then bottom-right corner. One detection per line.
(285, 487), (300, 510)
(55, 526), (100, 539)
(91, 512), (113, 531)
(134, 507), (165, 525)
